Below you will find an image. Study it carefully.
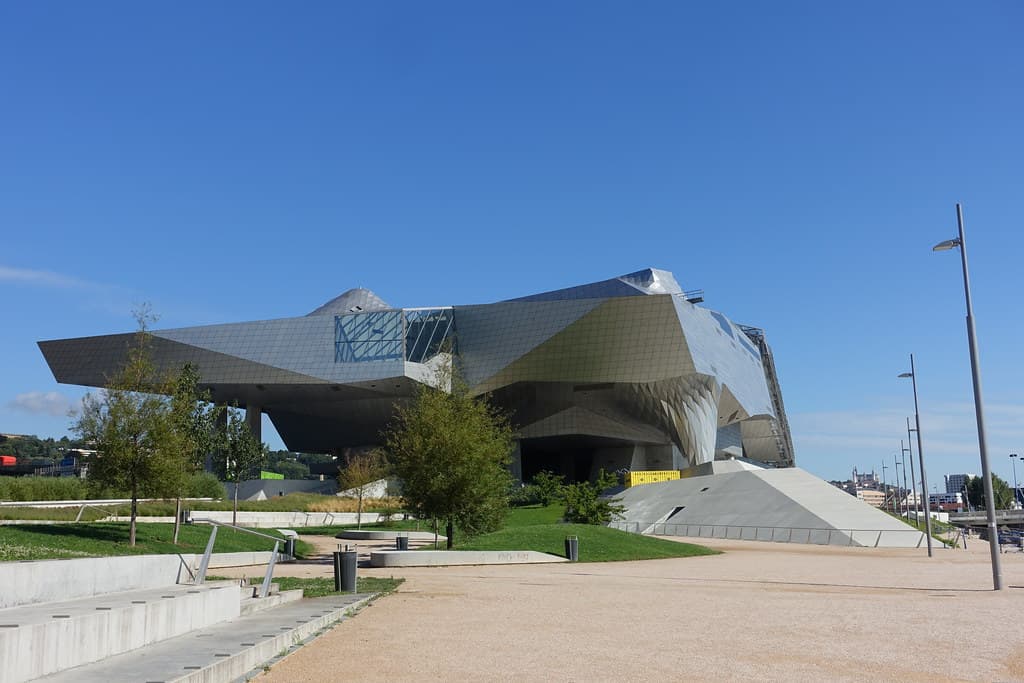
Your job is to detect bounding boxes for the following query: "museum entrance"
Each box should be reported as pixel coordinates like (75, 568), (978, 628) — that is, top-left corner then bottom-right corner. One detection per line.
(518, 435), (635, 484)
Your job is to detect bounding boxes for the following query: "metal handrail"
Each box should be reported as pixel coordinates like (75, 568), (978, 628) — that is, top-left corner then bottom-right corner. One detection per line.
(191, 518), (285, 598)
(73, 503), (119, 522)
(608, 521), (933, 548)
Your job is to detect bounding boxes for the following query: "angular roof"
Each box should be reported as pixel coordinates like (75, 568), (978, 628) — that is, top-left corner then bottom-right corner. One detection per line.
(506, 267), (682, 303)
(306, 288), (391, 317)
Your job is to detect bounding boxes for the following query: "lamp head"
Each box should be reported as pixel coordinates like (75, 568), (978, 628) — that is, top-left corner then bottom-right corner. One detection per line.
(933, 238), (961, 252)
(898, 372), (913, 378)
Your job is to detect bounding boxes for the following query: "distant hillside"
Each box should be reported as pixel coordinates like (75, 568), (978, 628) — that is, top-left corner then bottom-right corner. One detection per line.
(0, 434), (88, 462)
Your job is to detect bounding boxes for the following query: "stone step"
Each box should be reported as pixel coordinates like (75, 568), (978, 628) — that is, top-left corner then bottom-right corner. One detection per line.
(0, 582), (240, 683)
(239, 588), (304, 616)
(34, 593), (373, 683)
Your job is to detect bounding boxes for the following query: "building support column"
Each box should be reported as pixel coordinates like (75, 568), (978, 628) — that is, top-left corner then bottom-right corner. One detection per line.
(246, 404), (262, 443)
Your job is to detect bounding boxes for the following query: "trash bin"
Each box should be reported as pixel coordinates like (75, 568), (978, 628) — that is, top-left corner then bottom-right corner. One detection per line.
(396, 535), (409, 551)
(564, 535), (579, 562)
(179, 507), (190, 524)
(334, 546), (358, 593)
(285, 538), (296, 558)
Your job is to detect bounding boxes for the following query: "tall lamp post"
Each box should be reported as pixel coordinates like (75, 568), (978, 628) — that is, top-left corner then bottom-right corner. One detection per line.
(881, 461), (889, 512)
(933, 202), (1003, 591)
(900, 357), (934, 557)
(900, 442), (910, 519)
(1011, 454), (1020, 509)
(903, 435), (917, 524)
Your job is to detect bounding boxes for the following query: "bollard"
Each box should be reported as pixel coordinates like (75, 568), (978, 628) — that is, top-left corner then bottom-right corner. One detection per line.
(340, 545), (358, 592)
(564, 535), (579, 562)
(396, 535), (409, 551)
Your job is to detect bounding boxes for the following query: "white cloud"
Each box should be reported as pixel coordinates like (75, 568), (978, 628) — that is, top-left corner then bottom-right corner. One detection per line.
(7, 392), (75, 417)
(0, 265), (96, 289)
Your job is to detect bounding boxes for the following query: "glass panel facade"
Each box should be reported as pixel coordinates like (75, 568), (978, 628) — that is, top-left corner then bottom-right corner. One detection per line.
(335, 308), (454, 364)
(404, 308), (455, 363)
(335, 310), (404, 362)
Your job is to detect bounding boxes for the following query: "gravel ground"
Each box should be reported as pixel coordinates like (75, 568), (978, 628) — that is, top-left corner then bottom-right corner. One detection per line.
(247, 535), (1024, 682)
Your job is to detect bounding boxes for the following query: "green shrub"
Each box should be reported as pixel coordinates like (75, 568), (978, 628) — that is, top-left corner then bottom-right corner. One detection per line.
(0, 476), (89, 502)
(563, 470), (624, 525)
(185, 472), (225, 499)
(531, 470), (565, 506)
(509, 483), (541, 507)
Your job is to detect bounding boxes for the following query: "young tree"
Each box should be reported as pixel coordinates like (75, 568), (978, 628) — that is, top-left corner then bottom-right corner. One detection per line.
(223, 407), (266, 525)
(168, 364), (222, 543)
(72, 311), (178, 545)
(338, 450), (388, 529)
(384, 373), (513, 548)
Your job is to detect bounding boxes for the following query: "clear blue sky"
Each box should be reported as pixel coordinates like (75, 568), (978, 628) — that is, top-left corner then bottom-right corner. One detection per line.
(2, 2), (1022, 485)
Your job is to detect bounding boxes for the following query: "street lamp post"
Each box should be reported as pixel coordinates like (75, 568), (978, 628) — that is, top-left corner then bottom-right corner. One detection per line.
(1011, 454), (1020, 509)
(903, 433), (917, 523)
(882, 461), (889, 513)
(899, 354), (935, 556)
(900, 441), (910, 520)
(933, 202), (1003, 591)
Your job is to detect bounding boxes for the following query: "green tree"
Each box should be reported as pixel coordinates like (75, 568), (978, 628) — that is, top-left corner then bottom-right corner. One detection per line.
(338, 450), (389, 529)
(71, 312), (178, 545)
(563, 469), (625, 525)
(223, 408), (266, 525)
(384, 373), (513, 548)
(967, 474), (1014, 510)
(168, 364), (223, 543)
(531, 470), (565, 507)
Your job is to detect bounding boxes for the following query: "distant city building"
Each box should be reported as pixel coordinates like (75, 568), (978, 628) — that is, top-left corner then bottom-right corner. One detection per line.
(855, 489), (886, 508)
(945, 473), (974, 495)
(852, 467), (880, 489)
(929, 492), (963, 512)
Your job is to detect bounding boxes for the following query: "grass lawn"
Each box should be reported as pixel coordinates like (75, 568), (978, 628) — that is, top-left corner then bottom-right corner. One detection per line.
(0, 522), (314, 562)
(455, 522), (718, 562)
(271, 575), (404, 598)
(506, 503), (565, 527)
(299, 504), (566, 538)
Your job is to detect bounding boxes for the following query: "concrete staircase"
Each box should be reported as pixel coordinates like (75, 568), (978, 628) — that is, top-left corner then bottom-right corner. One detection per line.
(0, 575), (370, 683)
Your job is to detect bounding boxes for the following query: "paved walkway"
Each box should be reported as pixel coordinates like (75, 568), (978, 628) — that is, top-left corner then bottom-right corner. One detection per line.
(247, 536), (1024, 682)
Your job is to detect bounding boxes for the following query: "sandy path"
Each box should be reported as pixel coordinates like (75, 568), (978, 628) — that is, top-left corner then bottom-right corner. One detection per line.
(248, 537), (1024, 682)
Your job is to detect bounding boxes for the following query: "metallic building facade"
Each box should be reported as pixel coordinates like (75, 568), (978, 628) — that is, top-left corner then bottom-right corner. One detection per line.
(38, 268), (794, 482)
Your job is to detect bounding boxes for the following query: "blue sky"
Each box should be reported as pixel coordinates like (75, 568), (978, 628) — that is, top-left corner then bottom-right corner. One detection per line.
(2, 2), (1022, 486)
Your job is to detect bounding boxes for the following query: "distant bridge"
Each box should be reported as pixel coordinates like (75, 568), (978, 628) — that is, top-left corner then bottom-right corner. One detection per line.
(948, 510), (1024, 526)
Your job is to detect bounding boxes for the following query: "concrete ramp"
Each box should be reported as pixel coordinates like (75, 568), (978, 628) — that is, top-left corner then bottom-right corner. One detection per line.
(614, 467), (927, 548)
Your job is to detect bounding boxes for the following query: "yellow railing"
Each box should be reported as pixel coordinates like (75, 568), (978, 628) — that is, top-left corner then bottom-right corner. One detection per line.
(626, 470), (681, 488)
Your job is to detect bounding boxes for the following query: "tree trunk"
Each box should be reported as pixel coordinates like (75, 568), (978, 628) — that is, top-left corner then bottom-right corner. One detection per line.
(446, 518), (454, 549)
(233, 479), (239, 526)
(172, 497), (182, 544)
(357, 488), (363, 529)
(129, 487), (138, 546)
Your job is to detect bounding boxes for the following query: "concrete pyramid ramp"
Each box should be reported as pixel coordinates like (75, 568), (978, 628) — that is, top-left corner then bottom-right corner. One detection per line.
(614, 467), (927, 548)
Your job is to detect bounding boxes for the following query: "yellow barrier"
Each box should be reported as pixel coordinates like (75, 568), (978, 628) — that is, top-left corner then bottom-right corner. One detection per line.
(626, 470), (681, 488)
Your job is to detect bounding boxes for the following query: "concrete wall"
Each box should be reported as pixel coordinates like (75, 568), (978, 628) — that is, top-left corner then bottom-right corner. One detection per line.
(370, 550), (568, 567)
(0, 555), (190, 610)
(187, 511), (385, 527)
(0, 552), (279, 609)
